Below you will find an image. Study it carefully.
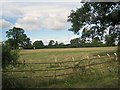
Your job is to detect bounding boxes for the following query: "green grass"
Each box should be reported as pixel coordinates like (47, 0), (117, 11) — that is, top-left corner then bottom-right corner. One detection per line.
(2, 47), (119, 88)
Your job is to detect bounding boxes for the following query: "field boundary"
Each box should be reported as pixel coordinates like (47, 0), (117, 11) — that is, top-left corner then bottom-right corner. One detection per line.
(3, 53), (118, 79)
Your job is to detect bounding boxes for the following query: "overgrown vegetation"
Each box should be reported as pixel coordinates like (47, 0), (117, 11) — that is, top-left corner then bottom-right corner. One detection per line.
(2, 44), (19, 68)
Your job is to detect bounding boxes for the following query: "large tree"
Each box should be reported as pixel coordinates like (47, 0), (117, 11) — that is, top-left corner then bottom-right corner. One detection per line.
(33, 40), (44, 49)
(6, 27), (31, 49)
(68, 2), (120, 46)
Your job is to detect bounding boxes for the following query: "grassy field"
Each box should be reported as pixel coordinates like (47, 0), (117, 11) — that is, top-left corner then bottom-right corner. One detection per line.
(19, 47), (117, 63)
(2, 47), (119, 88)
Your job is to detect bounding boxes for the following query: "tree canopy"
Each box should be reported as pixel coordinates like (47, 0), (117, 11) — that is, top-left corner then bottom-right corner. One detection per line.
(33, 40), (44, 49)
(68, 2), (120, 46)
(6, 27), (32, 49)
(70, 38), (82, 47)
(48, 40), (55, 46)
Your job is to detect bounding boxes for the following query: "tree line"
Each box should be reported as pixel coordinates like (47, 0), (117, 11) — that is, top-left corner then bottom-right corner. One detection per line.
(3, 26), (118, 50)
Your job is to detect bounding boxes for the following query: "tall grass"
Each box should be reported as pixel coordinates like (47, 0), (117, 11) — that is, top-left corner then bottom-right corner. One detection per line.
(2, 59), (119, 88)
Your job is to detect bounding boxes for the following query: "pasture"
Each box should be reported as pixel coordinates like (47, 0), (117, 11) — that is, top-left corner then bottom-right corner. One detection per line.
(2, 47), (119, 88)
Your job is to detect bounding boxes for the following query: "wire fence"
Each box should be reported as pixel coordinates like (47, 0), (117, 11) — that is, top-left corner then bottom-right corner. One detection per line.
(2, 53), (118, 79)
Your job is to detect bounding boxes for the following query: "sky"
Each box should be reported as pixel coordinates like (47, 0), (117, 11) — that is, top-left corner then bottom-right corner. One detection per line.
(0, 0), (83, 45)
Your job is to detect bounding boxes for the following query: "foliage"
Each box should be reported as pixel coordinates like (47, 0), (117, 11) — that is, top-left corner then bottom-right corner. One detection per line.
(22, 38), (33, 49)
(33, 40), (44, 49)
(54, 41), (59, 47)
(6, 27), (32, 49)
(68, 2), (120, 46)
(70, 38), (82, 47)
(118, 45), (120, 64)
(48, 40), (55, 46)
(2, 44), (19, 68)
(48, 40), (65, 48)
(105, 35), (116, 46)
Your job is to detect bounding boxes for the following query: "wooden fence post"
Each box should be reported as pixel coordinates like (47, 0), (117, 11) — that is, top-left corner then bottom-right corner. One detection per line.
(54, 57), (57, 81)
(107, 53), (110, 57)
(87, 56), (89, 59)
(97, 55), (101, 58)
(29, 60), (33, 78)
(87, 56), (90, 65)
(72, 57), (74, 68)
(22, 59), (26, 78)
(72, 57), (75, 66)
(72, 57), (76, 72)
(114, 53), (117, 61)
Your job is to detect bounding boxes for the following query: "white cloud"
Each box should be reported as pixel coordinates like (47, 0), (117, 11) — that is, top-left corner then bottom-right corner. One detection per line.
(15, 17), (42, 30)
(14, 4), (71, 30)
(2, 2), (81, 31)
(41, 12), (69, 30)
(0, 19), (13, 29)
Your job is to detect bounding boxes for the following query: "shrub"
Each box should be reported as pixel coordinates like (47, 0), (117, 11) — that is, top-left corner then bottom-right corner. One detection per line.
(2, 44), (19, 68)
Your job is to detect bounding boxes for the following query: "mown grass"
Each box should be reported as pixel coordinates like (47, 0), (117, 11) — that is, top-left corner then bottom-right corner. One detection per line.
(2, 47), (119, 88)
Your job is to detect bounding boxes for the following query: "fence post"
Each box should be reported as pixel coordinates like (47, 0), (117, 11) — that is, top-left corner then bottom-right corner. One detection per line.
(29, 59), (33, 78)
(87, 56), (89, 59)
(87, 56), (90, 65)
(114, 53), (117, 61)
(54, 57), (57, 82)
(22, 59), (25, 78)
(97, 55), (101, 58)
(107, 53), (110, 57)
(72, 57), (75, 67)
(72, 57), (76, 72)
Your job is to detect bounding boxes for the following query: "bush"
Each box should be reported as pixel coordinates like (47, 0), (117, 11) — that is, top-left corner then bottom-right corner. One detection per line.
(2, 44), (19, 68)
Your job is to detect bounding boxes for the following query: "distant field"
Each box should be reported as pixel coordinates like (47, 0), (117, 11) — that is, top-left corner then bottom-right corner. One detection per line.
(20, 47), (116, 54)
(19, 47), (117, 63)
(3, 47), (119, 88)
